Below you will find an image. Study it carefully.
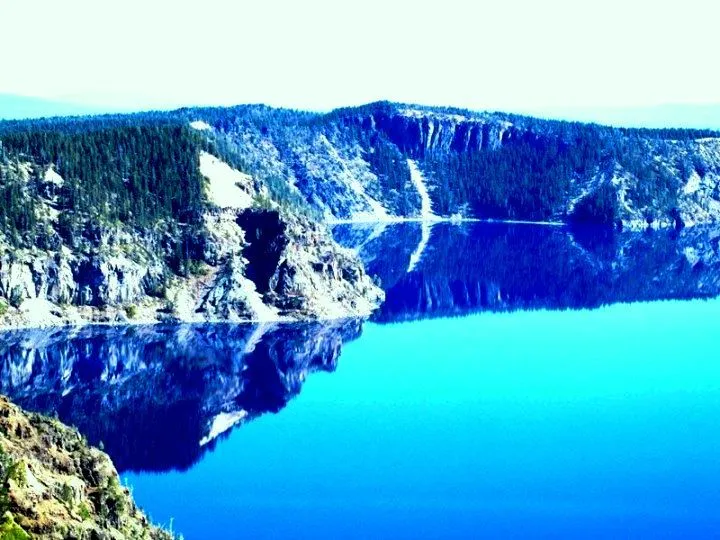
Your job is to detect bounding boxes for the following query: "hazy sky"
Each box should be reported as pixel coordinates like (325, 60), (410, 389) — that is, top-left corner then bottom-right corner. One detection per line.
(1, 0), (718, 112)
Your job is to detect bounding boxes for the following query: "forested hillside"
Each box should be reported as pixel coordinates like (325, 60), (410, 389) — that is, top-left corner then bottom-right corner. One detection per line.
(2, 100), (720, 327)
(178, 101), (720, 227)
(4, 101), (720, 232)
(0, 111), (382, 327)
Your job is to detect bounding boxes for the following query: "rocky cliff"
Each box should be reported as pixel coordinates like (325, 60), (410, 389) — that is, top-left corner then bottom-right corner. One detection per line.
(0, 140), (382, 329)
(0, 396), (173, 539)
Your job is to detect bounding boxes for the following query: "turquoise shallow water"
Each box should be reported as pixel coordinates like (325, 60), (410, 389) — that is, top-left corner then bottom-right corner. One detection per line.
(122, 298), (720, 539)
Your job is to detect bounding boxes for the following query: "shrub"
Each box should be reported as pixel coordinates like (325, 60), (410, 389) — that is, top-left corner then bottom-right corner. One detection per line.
(78, 503), (92, 521)
(0, 512), (30, 540)
(58, 483), (74, 506)
(187, 259), (209, 277)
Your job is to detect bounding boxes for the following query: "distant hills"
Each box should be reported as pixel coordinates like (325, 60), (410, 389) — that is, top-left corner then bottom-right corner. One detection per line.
(0, 94), (109, 120)
(516, 104), (720, 131)
(2, 93), (720, 130)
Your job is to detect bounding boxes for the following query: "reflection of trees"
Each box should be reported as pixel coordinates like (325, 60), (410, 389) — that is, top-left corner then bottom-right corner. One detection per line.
(0, 320), (363, 472)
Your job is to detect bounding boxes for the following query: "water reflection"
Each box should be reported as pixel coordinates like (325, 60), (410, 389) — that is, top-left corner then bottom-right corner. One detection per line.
(334, 222), (720, 321)
(0, 320), (362, 472)
(3, 223), (720, 474)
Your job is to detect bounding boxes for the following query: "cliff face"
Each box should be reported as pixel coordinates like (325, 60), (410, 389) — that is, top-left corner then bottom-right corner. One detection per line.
(342, 107), (720, 226)
(0, 396), (173, 539)
(348, 107), (511, 156)
(0, 147), (383, 329)
(0, 320), (362, 472)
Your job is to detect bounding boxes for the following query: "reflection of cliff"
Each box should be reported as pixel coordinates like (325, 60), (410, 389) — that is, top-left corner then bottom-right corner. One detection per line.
(0, 320), (362, 472)
(334, 222), (720, 322)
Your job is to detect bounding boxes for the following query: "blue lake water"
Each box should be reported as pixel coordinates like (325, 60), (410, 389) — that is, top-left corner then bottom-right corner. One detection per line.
(2, 223), (720, 538)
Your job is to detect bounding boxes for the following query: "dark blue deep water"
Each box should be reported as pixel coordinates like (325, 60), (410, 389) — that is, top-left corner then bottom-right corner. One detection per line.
(3, 223), (720, 538)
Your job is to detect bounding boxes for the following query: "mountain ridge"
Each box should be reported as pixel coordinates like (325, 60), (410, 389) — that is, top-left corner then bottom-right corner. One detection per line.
(0, 94), (110, 121)
(2, 100), (720, 328)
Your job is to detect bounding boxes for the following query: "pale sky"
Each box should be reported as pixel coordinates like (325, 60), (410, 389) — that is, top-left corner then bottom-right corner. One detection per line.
(1, 0), (718, 112)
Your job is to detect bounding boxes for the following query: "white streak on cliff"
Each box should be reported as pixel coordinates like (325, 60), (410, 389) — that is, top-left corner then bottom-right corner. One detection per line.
(406, 160), (439, 272)
(407, 159), (437, 221)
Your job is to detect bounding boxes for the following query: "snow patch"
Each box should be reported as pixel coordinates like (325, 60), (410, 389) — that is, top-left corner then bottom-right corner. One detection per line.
(200, 410), (248, 446)
(684, 171), (702, 195)
(190, 120), (212, 131)
(199, 151), (254, 210)
(407, 159), (438, 221)
(43, 167), (64, 187)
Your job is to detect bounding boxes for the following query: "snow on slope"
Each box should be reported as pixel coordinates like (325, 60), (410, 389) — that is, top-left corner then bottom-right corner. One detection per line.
(190, 120), (212, 131)
(407, 159), (438, 220)
(405, 159), (439, 271)
(199, 151), (254, 210)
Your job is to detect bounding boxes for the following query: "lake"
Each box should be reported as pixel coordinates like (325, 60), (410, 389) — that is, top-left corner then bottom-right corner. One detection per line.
(2, 222), (720, 538)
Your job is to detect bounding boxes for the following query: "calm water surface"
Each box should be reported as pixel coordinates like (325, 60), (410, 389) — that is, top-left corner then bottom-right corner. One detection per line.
(2, 223), (720, 538)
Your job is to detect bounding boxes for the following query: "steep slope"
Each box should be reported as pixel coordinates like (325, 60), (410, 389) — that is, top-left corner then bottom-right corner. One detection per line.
(6, 102), (720, 229)
(0, 119), (383, 328)
(0, 396), (173, 539)
(3, 101), (720, 327)
(180, 101), (720, 227)
(334, 104), (720, 227)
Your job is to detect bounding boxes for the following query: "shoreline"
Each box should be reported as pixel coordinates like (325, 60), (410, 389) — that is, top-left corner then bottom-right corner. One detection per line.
(0, 312), (368, 334)
(327, 216), (719, 230)
(326, 216), (565, 226)
(3, 218), (716, 333)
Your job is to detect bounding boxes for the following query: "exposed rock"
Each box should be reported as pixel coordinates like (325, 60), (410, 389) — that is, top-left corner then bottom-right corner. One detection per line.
(74, 256), (165, 307)
(237, 209), (384, 319)
(0, 206), (383, 329)
(347, 107), (511, 157)
(0, 396), (173, 539)
(10, 101), (720, 330)
(198, 255), (279, 321)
